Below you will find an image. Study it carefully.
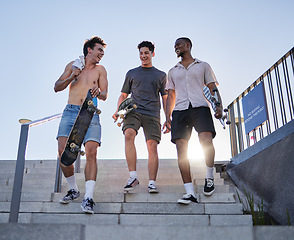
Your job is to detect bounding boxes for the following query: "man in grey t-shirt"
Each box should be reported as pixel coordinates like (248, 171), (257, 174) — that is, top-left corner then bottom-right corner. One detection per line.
(113, 41), (167, 193)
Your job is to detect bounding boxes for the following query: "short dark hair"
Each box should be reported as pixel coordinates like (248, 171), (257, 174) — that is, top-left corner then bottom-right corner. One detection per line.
(137, 41), (155, 53)
(176, 37), (192, 49)
(83, 36), (107, 56)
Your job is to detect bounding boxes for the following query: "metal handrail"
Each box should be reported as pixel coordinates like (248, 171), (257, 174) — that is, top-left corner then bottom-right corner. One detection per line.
(228, 47), (294, 157)
(9, 113), (62, 223)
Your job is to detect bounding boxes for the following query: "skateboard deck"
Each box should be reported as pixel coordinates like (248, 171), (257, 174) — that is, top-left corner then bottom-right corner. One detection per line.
(60, 89), (101, 167)
(203, 86), (231, 129)
(115, 98), (137, 127)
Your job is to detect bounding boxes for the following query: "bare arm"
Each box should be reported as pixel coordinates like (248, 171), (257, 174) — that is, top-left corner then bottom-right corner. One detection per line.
(54, 62), (81, 92)
(207, 82), (223, 119)
(91, 65), (108, 101)
(112, 92), (129, 121)
(161, 94), (167, 116)
(163, 89), (176, 133)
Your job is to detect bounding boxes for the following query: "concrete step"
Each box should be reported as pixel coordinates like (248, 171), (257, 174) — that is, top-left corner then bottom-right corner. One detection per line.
(0, 213), (252, 226)
(0, 202), (244, 215)
(3, 224), (294, 240)
(59, 184), (232, 195)
(51, 192), (236, 203)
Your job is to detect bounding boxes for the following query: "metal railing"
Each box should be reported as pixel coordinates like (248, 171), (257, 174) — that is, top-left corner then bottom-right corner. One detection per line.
(9, 114), (64, 223)
(228, 47), (294, 157)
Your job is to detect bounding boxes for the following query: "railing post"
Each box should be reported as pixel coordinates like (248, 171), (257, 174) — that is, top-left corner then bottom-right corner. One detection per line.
(54, 158), (62, 193)
(9, 124), (29, 223)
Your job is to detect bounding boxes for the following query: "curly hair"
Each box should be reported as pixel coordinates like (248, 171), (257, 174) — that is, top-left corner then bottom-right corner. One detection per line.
(137, 41), (155, 53)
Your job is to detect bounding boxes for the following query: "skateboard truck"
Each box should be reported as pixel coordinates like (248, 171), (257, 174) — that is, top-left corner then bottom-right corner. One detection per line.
(115, 98), (137, 127)
(87, 100), (101, 114)
(69, 142), (85, 156)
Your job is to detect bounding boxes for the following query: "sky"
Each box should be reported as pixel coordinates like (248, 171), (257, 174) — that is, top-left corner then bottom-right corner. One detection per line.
(0, 0), (293, 162)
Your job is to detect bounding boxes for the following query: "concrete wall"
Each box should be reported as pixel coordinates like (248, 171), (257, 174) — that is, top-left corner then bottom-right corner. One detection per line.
(227, 120), (294, 225)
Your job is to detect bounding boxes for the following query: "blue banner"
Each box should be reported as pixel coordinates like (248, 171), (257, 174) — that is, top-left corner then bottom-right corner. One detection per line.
(242, 82), (268, 134)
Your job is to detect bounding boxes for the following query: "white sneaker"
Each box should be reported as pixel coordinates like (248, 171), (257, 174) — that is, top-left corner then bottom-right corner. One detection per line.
(177, 194), (198, 204)
(148, 184), (159, 194)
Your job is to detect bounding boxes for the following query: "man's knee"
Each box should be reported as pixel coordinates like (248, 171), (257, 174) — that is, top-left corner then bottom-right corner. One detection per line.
(85, 141), (99, 158)
(124, 128), (136, 142)
(199, 132), (213, 146)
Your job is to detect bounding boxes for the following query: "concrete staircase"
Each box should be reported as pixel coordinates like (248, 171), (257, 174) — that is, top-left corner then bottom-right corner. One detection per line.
(0, 159), (293, 240)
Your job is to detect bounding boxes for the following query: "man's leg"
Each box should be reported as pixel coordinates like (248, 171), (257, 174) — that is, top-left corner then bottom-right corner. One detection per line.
(176, 138), (198, 204)
(123, 128), (139, 191)
(146, 139), (159, 193)
(199, 132), (215, 173)
(124, 128), (137, 172)
(146, 139), (159, 181)
(58, 136), (80, 203)
(81, 141), (99, 214)
(175, 139), (191, 183)
(199, 132), (215, 196)
(84, 141), (99, 181)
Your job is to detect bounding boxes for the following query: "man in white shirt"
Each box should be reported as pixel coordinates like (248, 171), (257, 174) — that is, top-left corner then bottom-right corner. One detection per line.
(163, 37), (223, 204)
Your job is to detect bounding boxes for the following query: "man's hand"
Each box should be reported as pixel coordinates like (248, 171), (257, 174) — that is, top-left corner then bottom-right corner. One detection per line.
(112, 111), (118, 122)
(71, 68), (81, 80)
(90, 86), (100, 97)
(214, 105), (223, 119)
(162, 119), (171, 134)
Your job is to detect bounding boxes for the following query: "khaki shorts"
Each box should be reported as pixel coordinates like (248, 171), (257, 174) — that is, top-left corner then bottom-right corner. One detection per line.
(122, 111), (161, 143)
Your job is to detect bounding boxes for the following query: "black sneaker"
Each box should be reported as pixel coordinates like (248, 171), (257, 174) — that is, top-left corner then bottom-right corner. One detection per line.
(203, 178), (215, 196)
(60, 189), (80, 204)
(177, 194), (198, 204)
(148, 184), (159, 194)
(123, 178), (139, 192)
(81, 198), (95, 214)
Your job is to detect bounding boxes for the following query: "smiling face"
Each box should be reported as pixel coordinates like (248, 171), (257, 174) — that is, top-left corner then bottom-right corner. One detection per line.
(174, 39), (190, 58)
(88, 43), (105, 63)
(139, 47), (154, 67)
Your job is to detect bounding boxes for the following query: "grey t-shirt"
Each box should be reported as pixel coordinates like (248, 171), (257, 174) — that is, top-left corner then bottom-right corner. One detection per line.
(121, 66), (167, 118)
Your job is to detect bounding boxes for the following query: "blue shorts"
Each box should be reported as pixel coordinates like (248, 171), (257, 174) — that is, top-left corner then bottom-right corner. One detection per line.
(57, 104), (102, 145)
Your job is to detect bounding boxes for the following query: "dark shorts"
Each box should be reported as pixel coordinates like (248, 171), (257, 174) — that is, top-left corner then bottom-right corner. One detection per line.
(122, 111), (161, 143)
(57, 104), (102, 145)
(171, 105), (216, 144)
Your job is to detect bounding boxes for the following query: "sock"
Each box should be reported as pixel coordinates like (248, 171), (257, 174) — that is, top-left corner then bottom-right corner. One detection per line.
(206, 166), (214, 179)
(149, 180), (156, 187)
(184, 182), (195, 197)
(129, 171), (137, 179)
(65, 175), (78, 191)
(84, 180), (96, 200)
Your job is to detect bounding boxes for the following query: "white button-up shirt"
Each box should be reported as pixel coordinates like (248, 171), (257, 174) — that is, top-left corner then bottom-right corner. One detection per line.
(166, 58), (218, 111)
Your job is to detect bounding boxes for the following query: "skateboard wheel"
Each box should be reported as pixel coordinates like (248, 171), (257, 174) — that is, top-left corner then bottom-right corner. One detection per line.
(133, 104), (137, 109)
(226, 121), (231, 125)
(88, 100), (93, 106)
(117, 122), (122, 127)
(224, 108), (228, 112)
(70, 143), (76, 148)
(80, 151), (85, 156)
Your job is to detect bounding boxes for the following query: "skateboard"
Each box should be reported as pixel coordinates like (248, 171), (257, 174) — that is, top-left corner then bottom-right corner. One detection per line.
(60, 89), (101, 167)
(115, 98), (137, 127)
(203, 86), (231, 129)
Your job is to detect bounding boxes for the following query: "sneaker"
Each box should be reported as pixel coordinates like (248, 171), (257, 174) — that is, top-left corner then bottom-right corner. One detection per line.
(60, 189), (80, 204)
(123, 178), (139, 192)
(81, 198), (95, 214)
(177, 193), (198, 204)
(203, 178), (215, 196)
(148, 184), (159, 194)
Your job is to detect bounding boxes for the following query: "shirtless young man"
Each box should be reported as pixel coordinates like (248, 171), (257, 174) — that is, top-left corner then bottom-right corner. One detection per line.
(54, 36), (108, 214)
